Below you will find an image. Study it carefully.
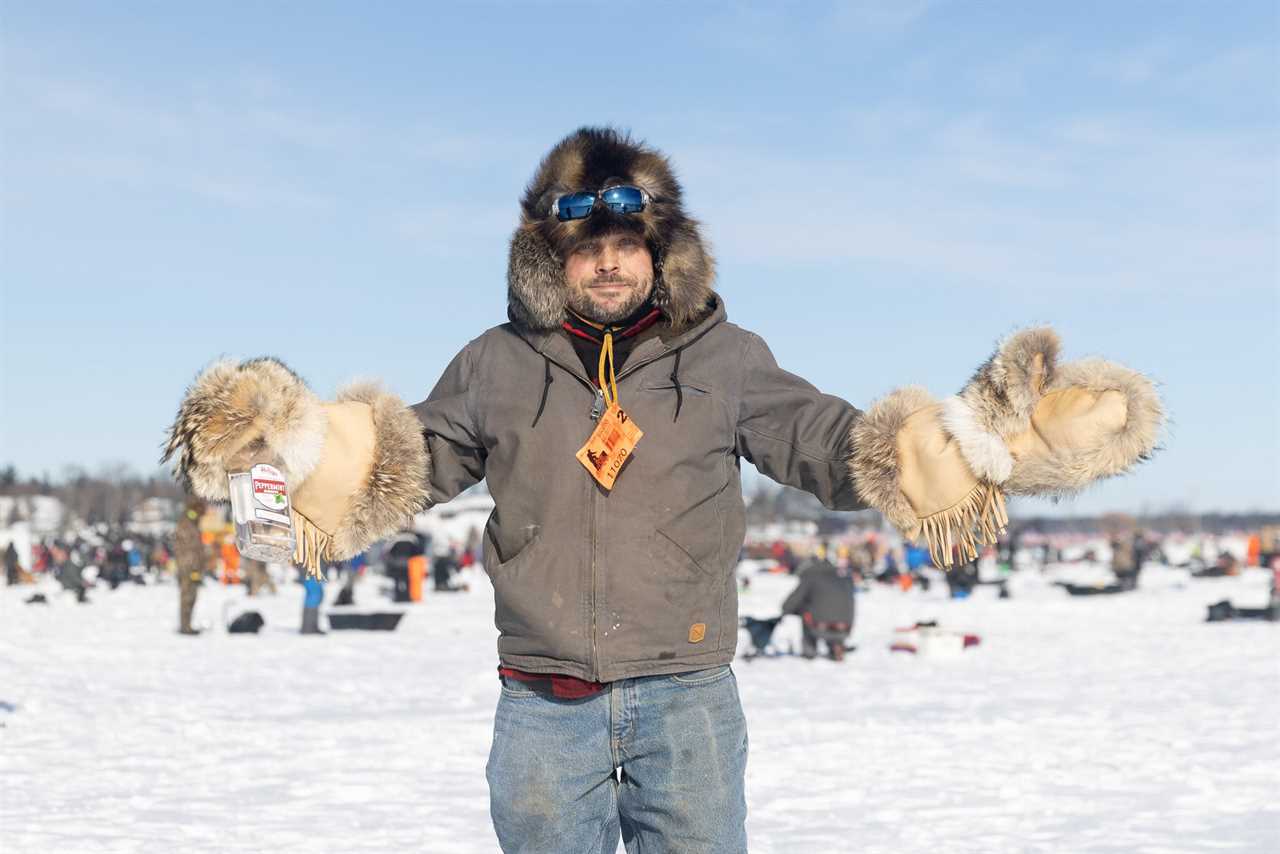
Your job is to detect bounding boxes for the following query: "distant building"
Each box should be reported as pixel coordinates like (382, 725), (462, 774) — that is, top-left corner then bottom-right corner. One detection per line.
(0, 495), (66, 568)
(129, 496), (180, 537)
(0, 495), (66, 537)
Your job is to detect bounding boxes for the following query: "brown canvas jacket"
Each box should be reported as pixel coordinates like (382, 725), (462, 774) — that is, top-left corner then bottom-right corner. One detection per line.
(412, 295), (863, 681)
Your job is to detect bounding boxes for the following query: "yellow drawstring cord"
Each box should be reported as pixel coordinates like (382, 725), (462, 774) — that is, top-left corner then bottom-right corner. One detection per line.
(597, 331), (618, 408)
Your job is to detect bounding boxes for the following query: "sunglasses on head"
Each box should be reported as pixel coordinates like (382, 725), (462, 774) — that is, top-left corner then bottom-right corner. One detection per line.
(552, 185), (651, 221)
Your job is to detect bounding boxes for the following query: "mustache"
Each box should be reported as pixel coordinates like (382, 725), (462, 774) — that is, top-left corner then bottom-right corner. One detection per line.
(590, 273), (636, 286)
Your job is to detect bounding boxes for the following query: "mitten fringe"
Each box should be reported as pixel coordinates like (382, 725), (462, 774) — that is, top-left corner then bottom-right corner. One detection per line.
(291, 508), (331, 580)
(918, 481), (1008, 568)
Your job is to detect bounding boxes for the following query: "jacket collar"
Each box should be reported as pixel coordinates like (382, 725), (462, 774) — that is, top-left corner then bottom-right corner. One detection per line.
(518, 294), (727, 385)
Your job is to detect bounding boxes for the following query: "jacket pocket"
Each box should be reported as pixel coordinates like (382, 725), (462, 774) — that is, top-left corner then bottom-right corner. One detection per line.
(641, 377), (713, 395)
(656, 527), (715, 577)
(483, 512), (541, 574)
(654, 480), (727, 576)
(486, 531), (542, 576)
(639, 375), (729, 435)
(485, 525), (549, 651)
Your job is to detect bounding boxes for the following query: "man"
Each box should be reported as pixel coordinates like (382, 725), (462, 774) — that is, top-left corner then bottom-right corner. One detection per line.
(4, 541), (20, 586)
(1110, 531), (1138, 591)
(173, 496), (209, 635)
(164, 127), (1163, 851)
(946, 550), (981, 598)
(432, 545), (460, 592)
(300, 569), (326, 635)
(781, 551), (855, 660)
(243, 557), (276, 596)
(384, 529), (423, 603)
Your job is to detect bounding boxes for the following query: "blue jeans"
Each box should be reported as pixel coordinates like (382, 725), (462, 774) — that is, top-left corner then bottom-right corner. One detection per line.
(486, 665), (749, 853)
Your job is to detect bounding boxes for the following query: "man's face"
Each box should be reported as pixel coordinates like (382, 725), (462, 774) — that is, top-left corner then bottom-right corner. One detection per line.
(563, 231), (655, 323)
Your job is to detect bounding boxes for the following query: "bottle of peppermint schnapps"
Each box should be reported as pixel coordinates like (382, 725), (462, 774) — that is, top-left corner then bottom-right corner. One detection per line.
(228, 463), (295, 563)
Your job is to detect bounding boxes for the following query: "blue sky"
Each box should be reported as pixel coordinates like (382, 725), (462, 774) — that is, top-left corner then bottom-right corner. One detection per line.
(2, 1), (1277, 516)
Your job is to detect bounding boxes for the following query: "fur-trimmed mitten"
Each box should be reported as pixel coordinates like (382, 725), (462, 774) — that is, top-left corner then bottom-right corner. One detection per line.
(850, 329), (1163, 567)
(161, 358), (430, 575)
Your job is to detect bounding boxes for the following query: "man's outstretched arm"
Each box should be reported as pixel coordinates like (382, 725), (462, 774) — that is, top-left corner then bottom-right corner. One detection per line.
(412, 343), (487, 502)
(161, 348), (488, 576)
(738, 328), (1164, 567)
(734, 332), (865, 512)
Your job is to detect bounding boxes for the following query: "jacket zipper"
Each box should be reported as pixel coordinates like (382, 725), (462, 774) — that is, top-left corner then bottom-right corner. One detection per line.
(552, 371), (601, 677)
(541, 344), (685, 682)
(589, 476), (600, 680)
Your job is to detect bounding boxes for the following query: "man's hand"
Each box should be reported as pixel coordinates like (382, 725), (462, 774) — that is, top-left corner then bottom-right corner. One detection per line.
(850, 329), (1163, 567)
(163, 358), (430, 574)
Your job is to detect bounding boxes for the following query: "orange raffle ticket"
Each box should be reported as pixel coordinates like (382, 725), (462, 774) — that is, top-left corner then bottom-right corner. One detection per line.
(576, 403), (643, 490)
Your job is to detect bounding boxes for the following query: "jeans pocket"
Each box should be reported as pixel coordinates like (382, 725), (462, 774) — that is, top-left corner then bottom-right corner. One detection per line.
(669, 665), (732, 685)
(499, 677), (539, 698)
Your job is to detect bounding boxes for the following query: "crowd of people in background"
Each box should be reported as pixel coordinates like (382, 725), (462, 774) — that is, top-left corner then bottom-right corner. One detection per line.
(745, 524), (1280, 661)
(6, 508), (1276, 642)
(3, 504), (483, 637)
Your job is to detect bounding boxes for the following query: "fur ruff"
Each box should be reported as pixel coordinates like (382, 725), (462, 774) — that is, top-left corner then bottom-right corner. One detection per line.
(940, 395), (1015, 483)
(945, 326), (1059, 483)
(957, 326), (1060, 437)
(161, 357), (326, 500)
(326, 381), (431, 560)
(850, 387), (1010, 567)
(1004, 358), (1164, 497)
(507, 127), (716, 333)
(848, 386), (936, 537)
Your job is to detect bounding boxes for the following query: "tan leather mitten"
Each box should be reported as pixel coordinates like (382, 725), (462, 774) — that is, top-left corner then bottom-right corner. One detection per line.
(850, 329), (1163, 567)
(1003, 358), (1163, 497)
(162, 358), (430, 574)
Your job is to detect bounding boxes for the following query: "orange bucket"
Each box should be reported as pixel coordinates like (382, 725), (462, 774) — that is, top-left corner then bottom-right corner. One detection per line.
(408, 555), (426, 602)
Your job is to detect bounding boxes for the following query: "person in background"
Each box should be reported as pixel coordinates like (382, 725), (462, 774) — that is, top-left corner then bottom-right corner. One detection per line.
(220, 540), (241, 586)
(1246, 533), (1262, 568)
(1110, 532), (1139, 591)
(149, 540), (171, 577)
(781, 554), (855, 661)
(385, 529), (422, 603)
(125, 539), (143, 584)
(880, 545), (899, 581)
(946, 549), (980, 598)
(301, 567), (328, 635)
(1194, 550), (1240, 578)
(58, 545), (89, 604)
(104, 540), (128, 590)
(174, 496), (210, 634)
(896, 542), (933, 591)
(244, 557), (276, 597)
(4, 542), (20, 586)
(433, 546), (461, 592)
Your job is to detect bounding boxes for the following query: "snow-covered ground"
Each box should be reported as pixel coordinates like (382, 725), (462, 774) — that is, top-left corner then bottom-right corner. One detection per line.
(2, 564), (1277, 853)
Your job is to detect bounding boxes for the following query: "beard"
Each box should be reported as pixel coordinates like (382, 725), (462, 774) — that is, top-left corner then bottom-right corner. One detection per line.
(565, 274), (654, 324)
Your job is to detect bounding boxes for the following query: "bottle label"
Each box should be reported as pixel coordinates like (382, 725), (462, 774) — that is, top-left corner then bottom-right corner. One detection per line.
(250, 463), (292, 528)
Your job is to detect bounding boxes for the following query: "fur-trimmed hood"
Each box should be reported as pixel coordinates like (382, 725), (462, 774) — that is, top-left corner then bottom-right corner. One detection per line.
(507, 127), (716, 333)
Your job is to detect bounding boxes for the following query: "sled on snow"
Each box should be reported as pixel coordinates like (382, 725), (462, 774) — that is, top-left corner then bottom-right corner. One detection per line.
(326, 610), (405, 631)
(1204, 600), (1278, 622)
(889, 621), (980, 657)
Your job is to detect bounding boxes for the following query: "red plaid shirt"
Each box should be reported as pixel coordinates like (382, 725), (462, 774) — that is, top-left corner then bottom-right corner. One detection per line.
(498, 667), (608, 699)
